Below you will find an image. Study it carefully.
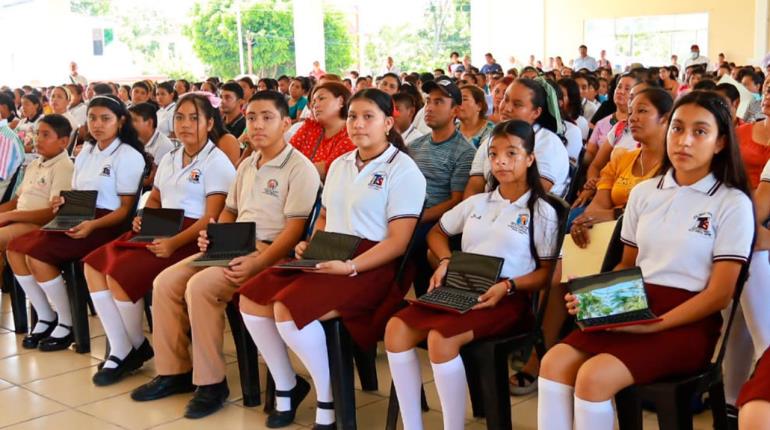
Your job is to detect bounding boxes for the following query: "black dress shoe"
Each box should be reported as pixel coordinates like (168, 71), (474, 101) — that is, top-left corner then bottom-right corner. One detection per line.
(21, 318), (57, 349)
(38, 324), (73, 352)
(184, 379), (230, 419)
(312, 401), (335, 430)
(92, 353), (135, 386)
(131, 372), (195, 401)
(266, 376), (311, 428)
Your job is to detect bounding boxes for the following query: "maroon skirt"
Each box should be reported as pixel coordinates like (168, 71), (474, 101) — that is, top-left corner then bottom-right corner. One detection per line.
(393, 293), (533, 339)
(737, 347), (770, 407)
(82, 218), (200, 303)
(562, 284), (722, 385)
(238, 240), (411, 349)
(7, 209), (127, 267)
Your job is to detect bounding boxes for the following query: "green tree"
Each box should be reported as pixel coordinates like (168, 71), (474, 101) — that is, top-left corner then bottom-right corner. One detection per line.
(70, 0), (111, 16)
(324, 7), (353, 75)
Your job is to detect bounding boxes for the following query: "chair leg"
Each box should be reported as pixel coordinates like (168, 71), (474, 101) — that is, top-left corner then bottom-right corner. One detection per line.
(9, 277), (28, 333)
(87, 296), (96, 316)
(64, 263), (90, 353)
(461, 349), (485, 418)
(264, 370), (276, 414)
(385, 382), (399, 430)
(323, 319), (357, 430)
(473, 344), (512, 430)
(352, 345), (378, 391)
(653, 387), (694, 430)
(709, 381), (729, 430)
(615, 386), (644, 430)
(225, 302), (261, 407)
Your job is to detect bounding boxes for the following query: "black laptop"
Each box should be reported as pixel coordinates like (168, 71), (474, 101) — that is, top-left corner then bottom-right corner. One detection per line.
(413, 252), (505, 314)
(190, 222), (256, 267)
(115, 208), (185, 248)
(42, 190), (98, 231)
(275, 231), (361, 270)
(567, 267), (661, 332)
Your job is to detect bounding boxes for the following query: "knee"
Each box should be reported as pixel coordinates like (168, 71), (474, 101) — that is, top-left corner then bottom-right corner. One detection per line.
(273, 301), (293, 322)
(540, 344), (573, 382)
(739, 400), (770, 430)
(239, 296), (271, 317)
(83, 264), (103, 292)
(426, 330), (460, 363)
(384, 317), (415, 352)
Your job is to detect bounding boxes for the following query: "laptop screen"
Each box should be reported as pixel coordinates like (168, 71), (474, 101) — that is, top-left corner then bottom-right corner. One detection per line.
(59, 191), (97, 217)
(140, 208), (184, 236)
(570, 268), (648, 321)
(207, 222), (255, 253)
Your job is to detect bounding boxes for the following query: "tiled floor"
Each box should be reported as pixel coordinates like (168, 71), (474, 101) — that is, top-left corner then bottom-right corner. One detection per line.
(0, 294), (716, 429)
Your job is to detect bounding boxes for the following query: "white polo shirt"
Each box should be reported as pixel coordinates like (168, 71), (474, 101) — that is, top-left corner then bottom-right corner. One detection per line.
(576, 116), (589, 141)
(153, 140), (235, 219)
(439, 189), (559, 279)
(761, 159), (770, 183)
(145, 130), (175, 166)
(157, 102), (176, 137)
(68, 103), (87, 128)
(564, 121), (583, 163)
(621, 170), (754, 292)
(470, 124), (570, 196)
(73, 138), (145, 210)
(322, 144), (426, 242)
(225, 144), (320, 242)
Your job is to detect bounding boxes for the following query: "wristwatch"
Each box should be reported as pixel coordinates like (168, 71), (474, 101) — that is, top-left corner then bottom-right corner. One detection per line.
(506, 278), (517, 295)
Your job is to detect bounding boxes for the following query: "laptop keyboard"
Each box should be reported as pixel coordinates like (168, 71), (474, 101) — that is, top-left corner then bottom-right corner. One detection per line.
(582, 309), (657, 327)
(203, 251), (246, 260)
(419, 288), (479, 312)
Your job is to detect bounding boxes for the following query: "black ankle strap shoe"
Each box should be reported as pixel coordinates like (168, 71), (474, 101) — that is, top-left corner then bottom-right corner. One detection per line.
(38, 323), (73, 352)
(266, 375), (311, 428)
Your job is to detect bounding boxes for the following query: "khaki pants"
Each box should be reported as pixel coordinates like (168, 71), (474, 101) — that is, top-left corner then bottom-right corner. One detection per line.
(151, 253), (238, 386)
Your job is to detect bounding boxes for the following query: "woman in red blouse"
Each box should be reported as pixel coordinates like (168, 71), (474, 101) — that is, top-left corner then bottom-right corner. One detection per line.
(290, 82), (355, 180)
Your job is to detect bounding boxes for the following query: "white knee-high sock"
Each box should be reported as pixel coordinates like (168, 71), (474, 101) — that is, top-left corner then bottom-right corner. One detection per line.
(15, 274), (55, 333)
(431, 356), (467, 430)
(277, 320), (334, 425)
(574, 396), (615, 430)
(241, 313), (297, 412)
(742, 251), (770, 358)
(387, 349), (424, 430)
(38, 276), (71, 338)
(90, 290), (132, 368)
(114, 298), (146, 348)
(537, 377), (575, 430)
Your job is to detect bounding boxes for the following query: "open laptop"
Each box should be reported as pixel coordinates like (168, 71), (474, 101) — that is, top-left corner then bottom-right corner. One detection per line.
(189, 222), (256, 267)
(275, 231), (361, 270)
(568, 267), (661, 332)
(412, 252), (504, 314)
(42, 190), (98, 231)
(114, 208), (185, 248)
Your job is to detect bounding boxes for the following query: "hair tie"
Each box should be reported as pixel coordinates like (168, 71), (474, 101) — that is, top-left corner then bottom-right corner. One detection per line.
(533, 76), (564, 135)
(88, 95), (123, 108)
(392, 106), (400, 118)
(189, 91), (222, 109)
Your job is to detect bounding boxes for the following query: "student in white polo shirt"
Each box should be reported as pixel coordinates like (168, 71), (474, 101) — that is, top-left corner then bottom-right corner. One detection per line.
(128, 102), (175, 188)
(464, 78), (570, 199)
(538, 91), (755, 430)
(130, 91), (320, 420)
(155, 81), (177, 138)
(82, 92), (237, 387)
(237, 88), (426, 429)
(8, 95), (147, 352)
(385, 120), (560, 430)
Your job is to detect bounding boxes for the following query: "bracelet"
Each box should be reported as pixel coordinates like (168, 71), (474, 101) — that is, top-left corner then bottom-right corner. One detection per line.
(506, 278), (517, 295)
(347, 260), (358, 277)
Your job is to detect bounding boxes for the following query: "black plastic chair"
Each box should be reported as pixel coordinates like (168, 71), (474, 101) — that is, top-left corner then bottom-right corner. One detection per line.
(614, 248), (754, 430)
(599, 214), (624, 273)
(385, 194), (571, 430)
(565, 146), (587, 205)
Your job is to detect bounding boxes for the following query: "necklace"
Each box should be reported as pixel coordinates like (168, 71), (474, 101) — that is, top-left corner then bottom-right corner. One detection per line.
(355, 146), (388, 171)
(183, 145), (205, 160)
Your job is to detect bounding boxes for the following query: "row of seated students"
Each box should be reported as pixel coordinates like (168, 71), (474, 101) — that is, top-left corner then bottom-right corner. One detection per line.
(0, 70), (768, 429)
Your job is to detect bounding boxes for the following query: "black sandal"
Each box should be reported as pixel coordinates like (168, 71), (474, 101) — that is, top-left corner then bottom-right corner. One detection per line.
(509, 371), (538, 396)
(21, 317), (57, 349)
(38, 323), (73, 352)
(312, 401), (335, 430)
(266, 376), (311, 428)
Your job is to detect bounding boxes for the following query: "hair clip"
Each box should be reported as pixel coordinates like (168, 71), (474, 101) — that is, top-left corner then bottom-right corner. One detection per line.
(189, 91), (222, 109)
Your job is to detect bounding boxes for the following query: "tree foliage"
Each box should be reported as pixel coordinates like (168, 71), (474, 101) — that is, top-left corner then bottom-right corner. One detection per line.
(70, 0), (111, 16)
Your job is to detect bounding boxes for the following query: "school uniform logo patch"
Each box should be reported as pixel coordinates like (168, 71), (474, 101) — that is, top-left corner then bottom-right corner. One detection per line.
(689, 212), (713, 237)
(188, 169), (201, 184)
(507, 212), (529, 234)
(264, 179), (279, 197)
(368, 172), (386, 190)
(100, 164), (112, 177)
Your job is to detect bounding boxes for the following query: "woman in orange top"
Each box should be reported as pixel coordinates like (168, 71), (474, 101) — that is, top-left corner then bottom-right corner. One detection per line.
(289, 82), (355, 180)
(736, 82), (770, 189)
(571, 88), (673, 248)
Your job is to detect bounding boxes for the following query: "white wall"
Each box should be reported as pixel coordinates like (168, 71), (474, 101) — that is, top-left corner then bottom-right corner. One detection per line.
(293, 0), (326, 75)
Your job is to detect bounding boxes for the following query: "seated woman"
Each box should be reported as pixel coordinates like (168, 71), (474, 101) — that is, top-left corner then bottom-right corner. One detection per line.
(538, 91), (755, 430)
(385, 120), (559, 430)
(14, 93), (45, 155)
(155, 80), (178, 138)
(287, 77), (310, 122)
(82, 93), (236, 386)
(236, 89), (426, 429)
(570, 87), (672, 245)
(289, 82), (355, 180)
(457, 84), (494, 149)
(556, 78), (585, 164)
(49, 86), (78, 129)
(7, 95), (147, 352)
(486, 76), (513, 124)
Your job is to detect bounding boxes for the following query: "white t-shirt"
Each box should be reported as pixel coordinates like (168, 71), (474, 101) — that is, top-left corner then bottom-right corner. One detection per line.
(157, 102), (176, 137)
(402, 123), (425, 145)
(144, 130), (175, 166)
(581, 98), (600, 124)
(620, 170), (753, 292)
(761, 158), (770, 183)
(73, 138), (145, 210)
(153, 140), (236, 219)
(439, 189), (559, 278)
(576, 116), (589, 141)
(411, 107), (432, 135)
(563, 121), (583, 163)
(68, 103), (87, 128)
(471, 124), (570, 197)
(322, 145), (426, 242)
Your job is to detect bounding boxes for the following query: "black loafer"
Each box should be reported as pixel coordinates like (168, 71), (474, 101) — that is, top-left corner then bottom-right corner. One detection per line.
(131, 372), (195, 401)
(184, 379), (230, 419)
(312, 401), (336, 430)
(266, 376), (311, 428)
(92, 354), (134, 386)
(38, 324), (73, 352)
(21, 317), (57, 349)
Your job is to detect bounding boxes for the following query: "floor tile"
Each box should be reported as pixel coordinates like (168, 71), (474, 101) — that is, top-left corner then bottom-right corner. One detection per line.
(353, 397), (448, 429)
(0, 386), (66, 427)
(23, 365), (152, 407)
(78, 391), (194, 430)
(0, 377), (14, 391)
(0, 348), (99, 385)
(291, 382), (385, 427)
(3, 409), (124, 430)
(0, 330), (33, 359)
(152, 404), (304, 430)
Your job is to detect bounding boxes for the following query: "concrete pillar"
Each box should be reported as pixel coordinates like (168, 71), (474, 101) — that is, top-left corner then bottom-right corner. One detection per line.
(293, 0), (325, 76)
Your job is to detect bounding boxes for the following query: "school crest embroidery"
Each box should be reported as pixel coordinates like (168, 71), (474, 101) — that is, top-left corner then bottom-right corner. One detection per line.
(264, 179), (279, 197)
(188, 169), (201, 184)
(100, 164), (112, 177)
(507, 212), (529, 234)
(368, 172), (386, 190)
(689, 212), (713, 237)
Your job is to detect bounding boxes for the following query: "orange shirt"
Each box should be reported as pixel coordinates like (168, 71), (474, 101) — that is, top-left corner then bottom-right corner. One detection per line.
(289, 119), (355, 168)
(596, 149), (661, 208)
(737, 123), (770, 189)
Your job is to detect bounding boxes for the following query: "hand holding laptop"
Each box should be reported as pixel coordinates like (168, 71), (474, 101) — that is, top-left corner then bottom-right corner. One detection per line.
(65, 219), (97, 239)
